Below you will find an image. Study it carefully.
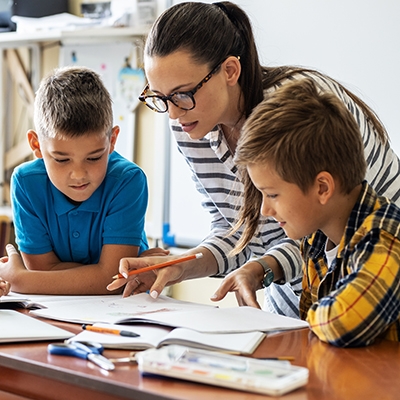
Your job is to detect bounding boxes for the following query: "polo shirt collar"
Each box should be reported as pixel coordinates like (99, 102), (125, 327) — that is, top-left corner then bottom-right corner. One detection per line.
(52, 182), (103, 215)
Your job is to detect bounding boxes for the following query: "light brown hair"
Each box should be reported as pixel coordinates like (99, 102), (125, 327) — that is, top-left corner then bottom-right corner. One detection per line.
(233, 78), (367, 252)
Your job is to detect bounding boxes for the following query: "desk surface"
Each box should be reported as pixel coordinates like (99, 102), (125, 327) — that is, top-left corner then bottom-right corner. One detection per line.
(0, 315), (399, 400)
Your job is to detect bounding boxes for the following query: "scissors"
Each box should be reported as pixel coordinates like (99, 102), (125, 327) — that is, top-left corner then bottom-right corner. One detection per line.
(47, 341), (115, 371)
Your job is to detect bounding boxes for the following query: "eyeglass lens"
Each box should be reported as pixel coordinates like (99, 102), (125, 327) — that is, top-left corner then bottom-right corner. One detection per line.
(143, 92), (194, 113)
(140, 60), (224, 113)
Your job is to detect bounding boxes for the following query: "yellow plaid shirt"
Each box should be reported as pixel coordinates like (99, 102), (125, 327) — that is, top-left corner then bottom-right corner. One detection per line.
(300, 181), (400, 347)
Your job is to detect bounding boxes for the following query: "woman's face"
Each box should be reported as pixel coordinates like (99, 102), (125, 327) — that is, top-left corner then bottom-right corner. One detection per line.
(144, 51), (240, 140)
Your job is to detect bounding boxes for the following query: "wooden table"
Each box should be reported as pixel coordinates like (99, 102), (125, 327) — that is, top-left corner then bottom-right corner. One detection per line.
(0, 316), (399, 400)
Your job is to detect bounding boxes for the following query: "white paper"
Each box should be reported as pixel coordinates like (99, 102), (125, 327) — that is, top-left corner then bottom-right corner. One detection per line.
(31, 293), (309, 333)
(0, 310), (73, 343)
(11, 13), (102, 33)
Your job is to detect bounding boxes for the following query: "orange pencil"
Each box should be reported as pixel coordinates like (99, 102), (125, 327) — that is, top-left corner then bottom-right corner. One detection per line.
(112, 253), (203, 280)
(82, 324), (140, 337)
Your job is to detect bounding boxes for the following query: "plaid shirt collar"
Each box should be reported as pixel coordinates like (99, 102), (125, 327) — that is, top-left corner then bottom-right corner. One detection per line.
(305, 180), (375, 263)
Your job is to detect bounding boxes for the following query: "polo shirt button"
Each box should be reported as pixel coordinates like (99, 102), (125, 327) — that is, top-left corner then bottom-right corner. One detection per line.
(73, 231), (80, 238)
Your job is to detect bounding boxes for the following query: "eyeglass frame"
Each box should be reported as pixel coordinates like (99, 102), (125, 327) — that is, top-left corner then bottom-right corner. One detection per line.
(138, 61), (225, 113)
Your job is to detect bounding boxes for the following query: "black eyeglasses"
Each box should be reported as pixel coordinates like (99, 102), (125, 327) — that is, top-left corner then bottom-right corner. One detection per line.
(139, 62), (223, 113)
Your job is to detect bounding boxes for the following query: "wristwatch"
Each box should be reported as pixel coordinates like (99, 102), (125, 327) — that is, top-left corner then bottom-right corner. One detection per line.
(254, 258), (275, 288)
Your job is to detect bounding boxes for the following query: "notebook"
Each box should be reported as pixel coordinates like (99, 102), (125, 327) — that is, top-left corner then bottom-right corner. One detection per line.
(31, 293), (309, 333)
(0, 292), (122, 310)
(0, 310), (73, 343)
(67, 323), (266, 354)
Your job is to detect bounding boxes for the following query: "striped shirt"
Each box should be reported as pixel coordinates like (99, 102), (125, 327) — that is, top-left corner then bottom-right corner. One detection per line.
(300, 181), (400, 347)
(170, 70), (400, 318)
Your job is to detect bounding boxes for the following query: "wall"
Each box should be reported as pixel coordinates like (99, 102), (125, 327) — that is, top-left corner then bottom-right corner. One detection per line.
(238, 0), (400, 153)
(152, 0), (400, 306)
(163, 0), (400, 244)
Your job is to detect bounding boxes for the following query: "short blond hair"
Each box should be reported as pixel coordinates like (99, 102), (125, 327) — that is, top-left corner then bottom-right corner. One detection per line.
(34, 66), (113, 139)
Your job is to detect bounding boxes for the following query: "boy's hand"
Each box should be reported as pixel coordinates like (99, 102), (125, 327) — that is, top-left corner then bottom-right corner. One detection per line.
(0, 278), (10, 296)
(0, 244), (27, 292)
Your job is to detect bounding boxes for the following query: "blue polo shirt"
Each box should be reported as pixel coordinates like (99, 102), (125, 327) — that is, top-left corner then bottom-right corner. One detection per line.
(11, 151), (148, 264)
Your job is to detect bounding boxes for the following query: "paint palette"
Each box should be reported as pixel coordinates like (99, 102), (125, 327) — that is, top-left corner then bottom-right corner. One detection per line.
(136, 345), (308, 396)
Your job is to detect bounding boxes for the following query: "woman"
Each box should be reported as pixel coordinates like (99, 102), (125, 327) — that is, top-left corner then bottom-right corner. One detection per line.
(108, 2), (400, 318)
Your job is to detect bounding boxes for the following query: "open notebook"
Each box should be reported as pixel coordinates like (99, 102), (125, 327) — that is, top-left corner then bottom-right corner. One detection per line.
(0, 310), (73, 343)
(68, 323), (266, 354)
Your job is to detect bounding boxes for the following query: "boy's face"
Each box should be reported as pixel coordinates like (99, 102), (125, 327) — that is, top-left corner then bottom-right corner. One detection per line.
(247, 162), (324, 240)
(28, 127), (119, 203)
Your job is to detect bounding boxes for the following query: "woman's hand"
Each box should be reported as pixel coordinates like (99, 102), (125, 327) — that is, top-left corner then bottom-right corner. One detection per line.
(211, 261), (265, 308)
(107, 254), (188, 297)
(107, 248), (218, 299)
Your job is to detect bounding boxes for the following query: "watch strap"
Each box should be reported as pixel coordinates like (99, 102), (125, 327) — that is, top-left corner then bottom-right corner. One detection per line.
(254, 258), (275, 288)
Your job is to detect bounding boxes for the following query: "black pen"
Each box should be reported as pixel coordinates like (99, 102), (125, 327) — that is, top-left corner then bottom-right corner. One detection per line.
(256, 356), (294, 361)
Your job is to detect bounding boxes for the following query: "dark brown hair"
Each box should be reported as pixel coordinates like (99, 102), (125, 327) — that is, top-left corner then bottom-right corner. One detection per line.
(145, 1), (388, 143)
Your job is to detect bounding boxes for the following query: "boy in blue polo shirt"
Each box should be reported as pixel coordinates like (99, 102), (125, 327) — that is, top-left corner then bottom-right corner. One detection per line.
(0, 66), (148, 294)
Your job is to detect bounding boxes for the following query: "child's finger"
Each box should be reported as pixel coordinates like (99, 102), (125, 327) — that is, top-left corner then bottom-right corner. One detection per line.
(5, 244), (18, 256)
(0, 280), (10, 296)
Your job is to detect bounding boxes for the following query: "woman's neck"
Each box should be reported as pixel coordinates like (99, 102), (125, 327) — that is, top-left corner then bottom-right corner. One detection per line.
(221, 84), (245, 154)
(221, 122), (243, 155)
(225, 127), (239, 154)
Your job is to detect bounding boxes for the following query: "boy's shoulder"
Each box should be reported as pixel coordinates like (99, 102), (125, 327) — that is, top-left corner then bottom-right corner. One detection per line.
(352, 182), (400, 240)
(108, 152), (143, 173)
(106, 152), (146, 186)
(13, 158), (46, 179)
(363, 196), (400, 238)
(303, 183), (400, 257)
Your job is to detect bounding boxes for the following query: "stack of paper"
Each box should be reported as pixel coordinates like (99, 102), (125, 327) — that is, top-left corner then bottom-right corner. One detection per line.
(0, 310), (73, 343)
(0, 292), (122, 310)
(30, 293), (309, 333)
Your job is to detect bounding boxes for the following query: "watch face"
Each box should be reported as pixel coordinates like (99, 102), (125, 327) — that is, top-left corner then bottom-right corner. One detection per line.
(263, 269), (274, 287)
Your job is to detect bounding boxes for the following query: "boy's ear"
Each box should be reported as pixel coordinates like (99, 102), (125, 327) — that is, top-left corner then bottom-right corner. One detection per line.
(223, 56), (241, 87)
(109, 126), (120, 153)
(27, 130), (43, 158)
(315, 171), (335, 205)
